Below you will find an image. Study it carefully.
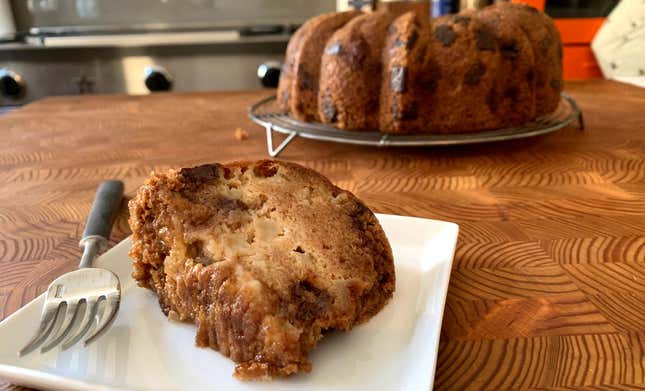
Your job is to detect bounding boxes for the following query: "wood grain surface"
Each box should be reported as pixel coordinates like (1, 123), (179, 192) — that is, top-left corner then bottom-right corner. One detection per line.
(1, 80), (644, 390)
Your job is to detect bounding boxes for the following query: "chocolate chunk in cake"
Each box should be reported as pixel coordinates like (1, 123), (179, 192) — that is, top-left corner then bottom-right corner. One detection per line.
(433, 25), (457, 47)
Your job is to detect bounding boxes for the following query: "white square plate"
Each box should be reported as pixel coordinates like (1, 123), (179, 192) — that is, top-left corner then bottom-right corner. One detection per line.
(0, 214), (458, 391)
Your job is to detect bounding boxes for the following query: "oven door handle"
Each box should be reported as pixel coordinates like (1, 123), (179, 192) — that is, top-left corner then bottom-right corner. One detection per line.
(25, 30), (255, 48)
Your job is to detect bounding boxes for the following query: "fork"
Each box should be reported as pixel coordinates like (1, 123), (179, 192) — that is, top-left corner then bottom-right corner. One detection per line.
(19, 180), (124, 356)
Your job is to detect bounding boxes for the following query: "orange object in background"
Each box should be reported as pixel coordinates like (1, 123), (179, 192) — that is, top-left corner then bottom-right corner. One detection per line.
(516, 0), (545, 11)
(554, 18), (604, 79)
(512, 0), (605, 80)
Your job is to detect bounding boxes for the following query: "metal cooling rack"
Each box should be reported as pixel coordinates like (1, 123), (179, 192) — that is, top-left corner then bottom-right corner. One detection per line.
(248, 93), (584, 157)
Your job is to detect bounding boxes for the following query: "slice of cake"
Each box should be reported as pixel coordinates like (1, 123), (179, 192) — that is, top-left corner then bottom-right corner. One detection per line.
(128, 160), (395, 380)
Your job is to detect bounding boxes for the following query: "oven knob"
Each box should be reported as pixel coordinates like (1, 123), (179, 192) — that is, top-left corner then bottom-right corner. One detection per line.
(0, 69), (24, 98)
(257, 62), (281, 88)
(144, 66), (173, 92)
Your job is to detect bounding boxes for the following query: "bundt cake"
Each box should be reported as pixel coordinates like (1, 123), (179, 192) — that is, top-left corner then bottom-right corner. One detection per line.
(129, 160), (395, 379)
(277, 2), (563, 134)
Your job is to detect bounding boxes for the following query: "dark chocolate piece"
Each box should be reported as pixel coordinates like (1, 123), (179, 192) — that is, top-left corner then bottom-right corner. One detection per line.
(406, 30), (419, 50)
(392, 99), (419, 121)
(475, 27), (497, 51)
(452, 16), (471, 27)
(464, 62), (486, 86)
(433, 25), (456, 47)
(180, 164), (221, 184)
(298, 70), (313, 90)
(500, 40), (520, 58)
(403, 101), (419, 120)
(504, 86), (519, 101)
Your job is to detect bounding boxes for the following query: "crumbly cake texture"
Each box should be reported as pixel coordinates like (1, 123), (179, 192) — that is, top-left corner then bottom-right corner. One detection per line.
(278, 2), (563, 133)
(128, 160), (395, 380)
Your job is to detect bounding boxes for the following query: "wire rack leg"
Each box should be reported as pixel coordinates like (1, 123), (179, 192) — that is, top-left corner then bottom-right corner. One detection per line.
(564, 92), (585, 131)
(265, 125), (297, 158)
(576, 110), (585, 131)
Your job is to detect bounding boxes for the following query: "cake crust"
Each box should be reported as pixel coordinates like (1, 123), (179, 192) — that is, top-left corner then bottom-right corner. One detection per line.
(280, 3), (563, 134)
(318, 12), (396, 130)
(484, 2), (562, 116)
(423, 15), (504, 133)
(128, 160), (395, 379)
(471, 8), (537, 127)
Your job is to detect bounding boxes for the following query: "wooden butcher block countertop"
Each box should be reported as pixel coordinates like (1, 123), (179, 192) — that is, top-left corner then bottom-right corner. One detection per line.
(1, 80), (645, 390)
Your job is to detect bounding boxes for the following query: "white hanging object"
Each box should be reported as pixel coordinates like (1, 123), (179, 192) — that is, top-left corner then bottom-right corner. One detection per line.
(592, 0), (645, 86)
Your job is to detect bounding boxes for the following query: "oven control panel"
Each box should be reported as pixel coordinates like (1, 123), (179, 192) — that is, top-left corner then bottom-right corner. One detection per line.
(0, 41), (286, 106)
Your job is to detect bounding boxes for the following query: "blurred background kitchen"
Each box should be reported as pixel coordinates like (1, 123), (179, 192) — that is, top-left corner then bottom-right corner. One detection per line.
(0, 0), (630, 113)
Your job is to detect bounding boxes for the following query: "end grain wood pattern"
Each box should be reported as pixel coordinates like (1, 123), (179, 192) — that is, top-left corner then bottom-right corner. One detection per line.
(1, 81), (645, 390)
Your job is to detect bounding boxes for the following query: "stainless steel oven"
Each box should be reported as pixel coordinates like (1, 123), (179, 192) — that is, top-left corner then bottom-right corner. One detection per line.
(0, 0), (336, 106)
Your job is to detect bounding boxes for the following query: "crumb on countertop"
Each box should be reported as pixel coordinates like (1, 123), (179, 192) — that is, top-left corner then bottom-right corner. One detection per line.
(234, 127), (249, 141)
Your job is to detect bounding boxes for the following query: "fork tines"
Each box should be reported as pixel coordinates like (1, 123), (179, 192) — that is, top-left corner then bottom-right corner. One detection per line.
(18, 293), (120, 356)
